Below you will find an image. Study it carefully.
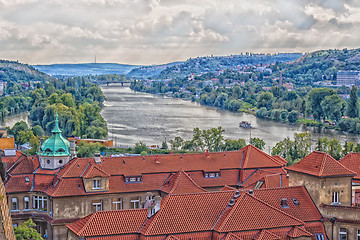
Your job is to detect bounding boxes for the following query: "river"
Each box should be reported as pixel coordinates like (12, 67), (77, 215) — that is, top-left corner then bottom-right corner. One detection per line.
(101, 85), (360, 153)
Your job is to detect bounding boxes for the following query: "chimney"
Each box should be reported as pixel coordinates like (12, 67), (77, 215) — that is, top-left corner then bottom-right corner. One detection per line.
(155, 155), (160, 164)
(205, 149), (209, 157)
(70, 140), (77, 159)
(154, 196), (161, 213)
(280, 198), (288, 208)
(94, 153), (101, 164)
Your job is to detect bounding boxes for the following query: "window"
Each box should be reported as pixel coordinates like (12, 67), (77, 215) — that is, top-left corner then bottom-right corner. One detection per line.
(280, 198), (289, 208)
(25, 176), (29, 183)
(112, 198), (122, 210)
(315, 233), (325, 240)
(204, 172), (220, 178)
(24, 197), (30, 210)
(332, 191), (339, 204)
(339, 228), (347, 240)
(11, 198), (18, 211)
(131, 197), (140, 209)
(92, 200), (102, 212)
(33, 196), (47, 211)
(93, 179), (101, 189)
(125, 176), (142, 183)
(292, 198), (299, 206)
(254, 181), (264, 189)
(357, 230), (360, 240)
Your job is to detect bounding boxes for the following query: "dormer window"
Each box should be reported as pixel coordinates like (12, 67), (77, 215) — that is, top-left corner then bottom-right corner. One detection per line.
(45, 148), (53, 153)
(125, 176), (142, 183)
(56, 148), (65, 152)
(204, 172), (220, 178)
(93, 179), (101, 189)
(25, 176), (30, 183)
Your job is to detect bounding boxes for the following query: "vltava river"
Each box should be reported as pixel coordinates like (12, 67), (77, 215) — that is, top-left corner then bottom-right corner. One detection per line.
(100, 85), (360, 152)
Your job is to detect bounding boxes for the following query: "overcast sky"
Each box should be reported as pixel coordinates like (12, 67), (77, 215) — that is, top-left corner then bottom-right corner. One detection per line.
(0, 0), (360, 65)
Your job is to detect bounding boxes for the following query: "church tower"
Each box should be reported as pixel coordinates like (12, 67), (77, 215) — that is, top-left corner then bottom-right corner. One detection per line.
(38, 113), (72, 169)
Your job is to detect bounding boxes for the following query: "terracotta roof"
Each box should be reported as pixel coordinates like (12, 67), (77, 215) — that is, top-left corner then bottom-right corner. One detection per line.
(340, 153), (360, 179)
(159, 169), (206, 194)
(2, 150), (24, 171)
(253, 229), (280, 240)
(81, 163), (110, 179)
(5, 174), (33, 192)
(240, 145), (286, 169)
(164, 235), (181, 240)
(239, 168), (288, 189)
(287, 226), (312, 238)
(45, 177), (85, 197)
(286, 151), (356, 177)
(213, 192), (303, 233)
(223, 233), (243, 240)
(221, 185), (237, 191)
(7, 155), (38, 175)
(66, 209), (148, 237)
(140, 191), (235, 235)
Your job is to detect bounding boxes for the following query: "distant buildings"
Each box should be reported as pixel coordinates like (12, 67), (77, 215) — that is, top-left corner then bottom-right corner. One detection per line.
(336, 70), (360, 86)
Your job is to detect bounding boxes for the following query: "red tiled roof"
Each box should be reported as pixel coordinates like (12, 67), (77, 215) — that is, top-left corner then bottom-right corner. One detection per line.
(223, 233), (243, 240)
(252, 186), (322, 222)
(239, 168), (288, 189)
(213, 193), (303, 233)
(221, 185), (237, 191)
(286, 151), (356, 177)
(159, 169), (206, 194)
(8, 155), (38, 175)
(2, 150), (24, 171)
(253, 229), (280, 240)
(66, 209), (147, 237)
(45, 177), (85, 197)
(140, 191), (235, 235)
(240, 145), (286, 169)
(287, 226), (312, 238)
(58, 145), (283, 178)
(5, 174), (33, 192)
(81, 163), (110, 179)
(164, 235), (181, 240)
(32, 174), (56, 192)
(340, 153), (360, 179)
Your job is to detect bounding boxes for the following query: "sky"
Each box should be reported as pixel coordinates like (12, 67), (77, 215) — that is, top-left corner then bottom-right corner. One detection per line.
(0, 0), (360, 65)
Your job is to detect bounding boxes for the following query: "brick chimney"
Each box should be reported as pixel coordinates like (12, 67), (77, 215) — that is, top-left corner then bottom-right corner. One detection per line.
(155, 155), (160, 164)
(205, 149), (209, 157)
(94, 153), (101, 164)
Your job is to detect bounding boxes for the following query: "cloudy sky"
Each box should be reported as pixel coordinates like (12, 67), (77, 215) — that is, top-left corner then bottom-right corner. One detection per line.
(0, 0), (360, 65)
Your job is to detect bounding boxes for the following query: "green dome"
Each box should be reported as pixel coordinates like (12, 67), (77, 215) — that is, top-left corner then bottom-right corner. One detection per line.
(39, 114), (70, 157)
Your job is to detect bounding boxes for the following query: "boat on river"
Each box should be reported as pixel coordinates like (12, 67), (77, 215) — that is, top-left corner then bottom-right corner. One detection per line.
(239, 121), (251, 128)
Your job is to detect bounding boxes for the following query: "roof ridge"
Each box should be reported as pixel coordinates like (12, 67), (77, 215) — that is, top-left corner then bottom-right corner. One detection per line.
(319, 153), (328, 176)
(142, 195), (171, 234)
(256, 229), (280, 239)
(60, 158), (79, 177)
(169, 169), (206, 194)
(216, 193), (246, 231)
(76, 212), (96, 236)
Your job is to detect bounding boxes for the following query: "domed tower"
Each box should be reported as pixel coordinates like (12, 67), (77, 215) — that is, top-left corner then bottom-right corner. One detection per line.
(38, 113), (72, 169)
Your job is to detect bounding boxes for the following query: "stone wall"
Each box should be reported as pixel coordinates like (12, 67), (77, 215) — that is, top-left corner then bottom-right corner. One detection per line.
(0, 177), (15, 240)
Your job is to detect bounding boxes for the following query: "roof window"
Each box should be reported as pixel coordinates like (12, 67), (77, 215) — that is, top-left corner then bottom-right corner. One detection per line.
(292, 198), (299, 205)
(25, 176), (29, 183)
(125, 176), (142, 183)
(280, 198), (289, 208)
(315, 233), (325, 240)
(204, 172), (220, 178)
(254, 180), (264, 189)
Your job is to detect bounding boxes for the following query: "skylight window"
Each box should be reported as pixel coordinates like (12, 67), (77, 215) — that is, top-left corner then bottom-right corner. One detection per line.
(292, 198), (299, 205)
(254, 180), (264, 189)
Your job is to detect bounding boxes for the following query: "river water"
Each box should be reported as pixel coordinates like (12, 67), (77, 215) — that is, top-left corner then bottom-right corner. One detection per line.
(101, 85), (360, 152)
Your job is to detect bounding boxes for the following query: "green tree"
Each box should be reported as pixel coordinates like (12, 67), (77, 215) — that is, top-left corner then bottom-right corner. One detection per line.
(169, 136), (184, 150)
(287, 110), (299, 123)
(320, 94), (342, 122)
(250, 137), (265, 150)
(307, 88), (337, 121)
(347, 85), (359, 118)
(77, 142), (102, 158)
(257, 91), (274, 110)
(328, 138), (342, 160)
(14, 219), (43, 240)
(342, 141), (355, 157)
(134, 141), (148, 154)
(315, 137), (329, 152)
(224, 139), (246, 151)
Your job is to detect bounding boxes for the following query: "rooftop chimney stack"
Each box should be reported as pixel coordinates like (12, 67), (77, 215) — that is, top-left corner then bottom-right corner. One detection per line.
(155, 155), (160, 164)
(206, 149), (209, 157)
(234, 190), (241, 198)
(70, 140), (77, 159)
(94, 153), (101, 164)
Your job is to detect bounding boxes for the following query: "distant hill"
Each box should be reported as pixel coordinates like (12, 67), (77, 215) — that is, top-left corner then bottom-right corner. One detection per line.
(0, 59), (53, 83)
(33, 63), (141, 76)
(156, 53), (303, 79)
(277, 48), (360, 85)
(127, 61), (184, 79)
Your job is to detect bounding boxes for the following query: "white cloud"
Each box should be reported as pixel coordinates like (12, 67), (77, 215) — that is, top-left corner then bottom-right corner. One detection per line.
(0, 0), (359, 64)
